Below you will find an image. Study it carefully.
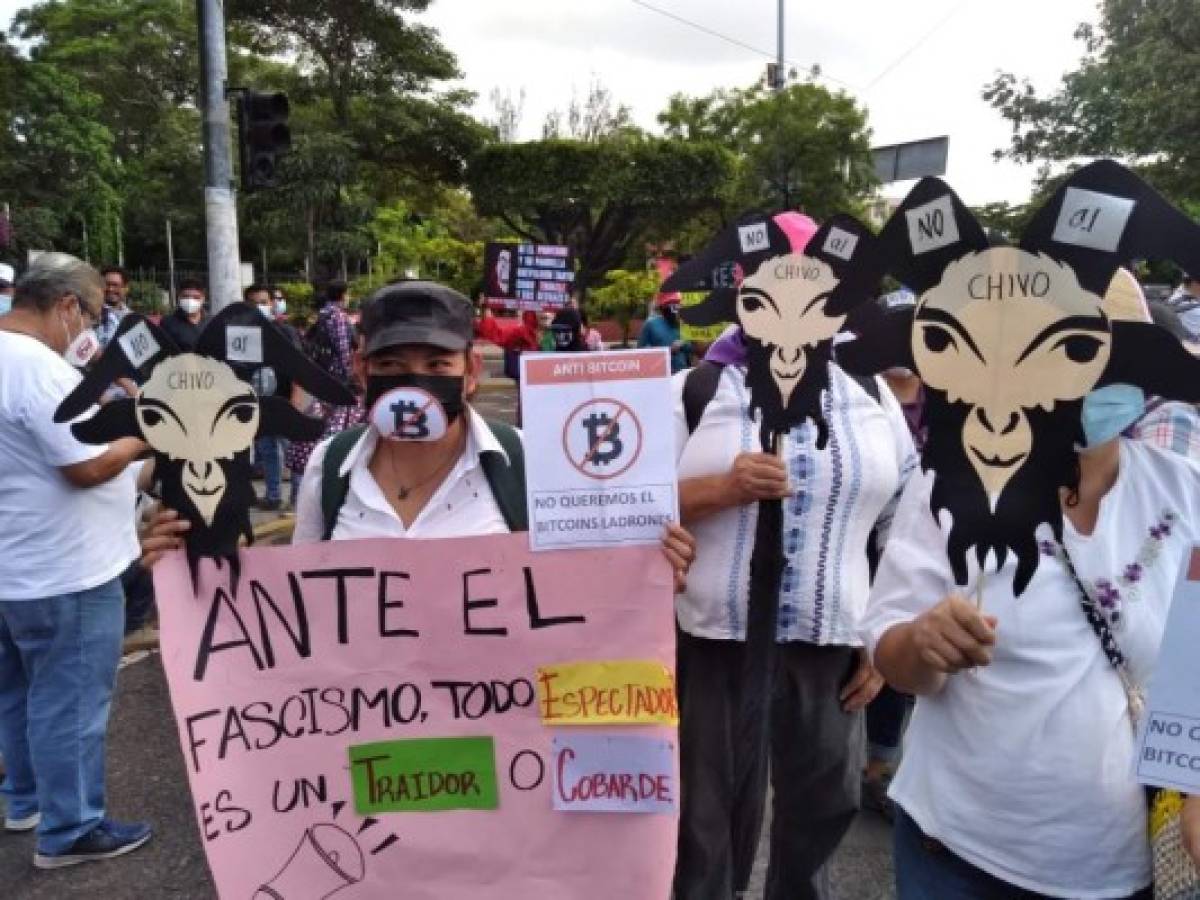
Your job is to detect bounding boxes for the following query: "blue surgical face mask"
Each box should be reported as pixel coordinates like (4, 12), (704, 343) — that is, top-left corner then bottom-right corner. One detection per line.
(1080, 383), (1146, 448)
(0, 293), (11, 315)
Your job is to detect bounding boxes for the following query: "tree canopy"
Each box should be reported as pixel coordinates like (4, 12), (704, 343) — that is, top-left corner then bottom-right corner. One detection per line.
(659, 82), (876, 221)
(984, 0), (1200, 203)
(467, 137), (735, 294)
(0, 0), (886, 304)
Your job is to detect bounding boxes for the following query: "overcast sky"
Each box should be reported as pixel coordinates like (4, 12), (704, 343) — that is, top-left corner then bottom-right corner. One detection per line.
(3, 0), (1101, 205)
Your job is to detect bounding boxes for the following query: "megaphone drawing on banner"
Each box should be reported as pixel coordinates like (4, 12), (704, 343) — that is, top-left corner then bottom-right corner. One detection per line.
(253, 823), (366, 900)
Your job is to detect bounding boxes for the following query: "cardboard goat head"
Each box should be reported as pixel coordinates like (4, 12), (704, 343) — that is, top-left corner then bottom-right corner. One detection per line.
(55, 304), (356, 584)
(662, 211), (878, 449)
(836, 160), (1200, 594)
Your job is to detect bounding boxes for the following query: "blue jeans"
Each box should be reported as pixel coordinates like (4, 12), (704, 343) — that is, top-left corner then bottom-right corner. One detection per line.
(256, 435), (282, 503)
(0, 579), (125, 853)
(894, 808), (1152, 900)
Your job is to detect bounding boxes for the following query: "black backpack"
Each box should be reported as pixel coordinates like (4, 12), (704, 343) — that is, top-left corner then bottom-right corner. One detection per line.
(318, 421), (527, 540)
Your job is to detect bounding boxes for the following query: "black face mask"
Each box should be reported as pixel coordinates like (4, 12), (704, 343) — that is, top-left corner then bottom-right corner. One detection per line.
(364, 373), (465, 425)
(661, 306), (680, 326)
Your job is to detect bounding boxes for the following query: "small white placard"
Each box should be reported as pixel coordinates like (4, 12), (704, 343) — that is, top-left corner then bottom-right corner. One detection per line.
(823, 226), (859, 261)
(226, 325), (263, 364)
(1051, 187), (1135, 253)
(1135, 547), (1200, 794)
(118, 321), (161, 368)
(905, 194), (960, 255)
(738, 222), (770, 254)
(519, 349), (678, 551)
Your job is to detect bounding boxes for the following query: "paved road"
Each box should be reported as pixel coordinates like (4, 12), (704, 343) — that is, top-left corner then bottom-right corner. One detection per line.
(0, 379), (895, 898)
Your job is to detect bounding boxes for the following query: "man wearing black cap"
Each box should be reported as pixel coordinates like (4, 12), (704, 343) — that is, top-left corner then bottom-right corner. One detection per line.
(283, 281), (693, 585)
(287, 280), (517, 541)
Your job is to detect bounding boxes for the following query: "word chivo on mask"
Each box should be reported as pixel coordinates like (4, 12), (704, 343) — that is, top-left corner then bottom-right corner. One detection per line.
(967, 270), (1052, 301)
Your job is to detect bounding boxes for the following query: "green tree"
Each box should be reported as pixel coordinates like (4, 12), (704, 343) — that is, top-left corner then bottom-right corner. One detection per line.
(229, 0), (488, 278)
(659, 82), (877, 219)
(13, 0), (205, 265)
(984, 0), (1200, 203)
(0, 38), (122, 263)
(369, 199), (484, 296)
(589, 268), (660, 347)
(467, 137), (735, 295)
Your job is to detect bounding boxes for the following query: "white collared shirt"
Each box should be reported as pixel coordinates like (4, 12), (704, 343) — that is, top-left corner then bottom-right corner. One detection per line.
(292, 408), (512, 543)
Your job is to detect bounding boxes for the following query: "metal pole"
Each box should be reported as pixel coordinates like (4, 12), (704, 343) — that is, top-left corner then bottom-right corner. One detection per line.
(776, 0), (785, 91)
(197, 0), (241, 312)
(166, 218), (176, 305)
(262, 246), (268, 285)
(775, 0), (789, 207)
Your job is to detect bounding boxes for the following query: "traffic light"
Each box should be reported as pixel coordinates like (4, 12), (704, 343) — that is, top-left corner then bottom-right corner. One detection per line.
(237, 91), (291, 192)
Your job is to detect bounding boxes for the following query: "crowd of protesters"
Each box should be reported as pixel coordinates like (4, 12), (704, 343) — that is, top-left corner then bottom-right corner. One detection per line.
(0, 248), (1198, 900)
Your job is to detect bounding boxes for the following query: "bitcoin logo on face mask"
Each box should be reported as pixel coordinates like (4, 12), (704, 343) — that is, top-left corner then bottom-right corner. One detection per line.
(582, 411), (623, 465)
(391, 399), (430, 440)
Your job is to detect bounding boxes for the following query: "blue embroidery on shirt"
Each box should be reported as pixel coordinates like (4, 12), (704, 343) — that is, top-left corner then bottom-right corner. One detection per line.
(811, 390), (843, 642)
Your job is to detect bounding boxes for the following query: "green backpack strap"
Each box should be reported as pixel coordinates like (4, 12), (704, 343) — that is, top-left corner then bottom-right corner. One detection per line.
(319, 425), (368, 541)
(481, 419), (527, 532)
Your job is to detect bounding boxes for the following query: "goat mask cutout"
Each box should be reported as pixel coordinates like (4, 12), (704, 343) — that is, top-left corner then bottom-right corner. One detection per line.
(55, 305), (356, 587)
(663, 212), (878, 449)
(836, 161), (1200, 595)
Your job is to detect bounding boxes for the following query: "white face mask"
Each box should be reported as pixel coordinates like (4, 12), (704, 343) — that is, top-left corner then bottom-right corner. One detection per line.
(273, 300), (286, 316)
(180, 296), (203, 315)
(62, 310), (99, 368)
(257, 303), (272, 318)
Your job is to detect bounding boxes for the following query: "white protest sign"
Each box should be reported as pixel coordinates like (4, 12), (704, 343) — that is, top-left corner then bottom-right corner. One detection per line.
(519, 349), (677, 551)
(1135, 546), (1200, 792)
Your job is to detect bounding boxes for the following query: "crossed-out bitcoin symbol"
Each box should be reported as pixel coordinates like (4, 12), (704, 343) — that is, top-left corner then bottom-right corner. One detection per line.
(390, 399), (430, 439)
(562, 399), (643, 481)
(582, 412), (623, 466)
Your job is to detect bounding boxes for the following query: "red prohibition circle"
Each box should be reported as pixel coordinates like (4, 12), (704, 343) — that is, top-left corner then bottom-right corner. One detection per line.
(561, 397), (643, 481)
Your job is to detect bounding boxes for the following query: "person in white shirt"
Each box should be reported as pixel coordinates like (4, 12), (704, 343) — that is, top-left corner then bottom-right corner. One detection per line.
(0, 253), (151, 869)
(673, 353), (917, 899)
(862, 377), (1200, 898)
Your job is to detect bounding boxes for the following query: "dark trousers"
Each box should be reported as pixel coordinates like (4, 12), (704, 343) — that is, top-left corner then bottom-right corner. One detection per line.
(894, 808), (1153, 900)
(674, 633), (863, 900)
(120, 561), (155, 635)
(866, 683), (911, 765)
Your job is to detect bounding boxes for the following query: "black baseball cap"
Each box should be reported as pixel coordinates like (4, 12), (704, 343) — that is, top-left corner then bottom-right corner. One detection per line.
(360, 280), (474, 355)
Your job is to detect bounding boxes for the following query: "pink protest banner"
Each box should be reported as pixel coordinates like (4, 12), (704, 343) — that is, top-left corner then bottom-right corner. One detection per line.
(153, 534), (678, 899)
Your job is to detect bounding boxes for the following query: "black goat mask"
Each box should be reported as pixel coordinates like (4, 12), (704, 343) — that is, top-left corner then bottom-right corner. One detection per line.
(55, 304), (355, 585)
(662, 212), (879, 449)
(836, 160), (1200, 594)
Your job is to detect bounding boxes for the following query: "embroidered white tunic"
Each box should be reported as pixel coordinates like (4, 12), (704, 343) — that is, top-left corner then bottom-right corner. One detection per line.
(674, 364), (917, 645)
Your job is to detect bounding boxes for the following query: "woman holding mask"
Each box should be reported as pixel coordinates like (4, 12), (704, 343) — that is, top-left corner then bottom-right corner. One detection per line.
(865, 379), (1200, 898)
(846, 165), (1200, 899)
